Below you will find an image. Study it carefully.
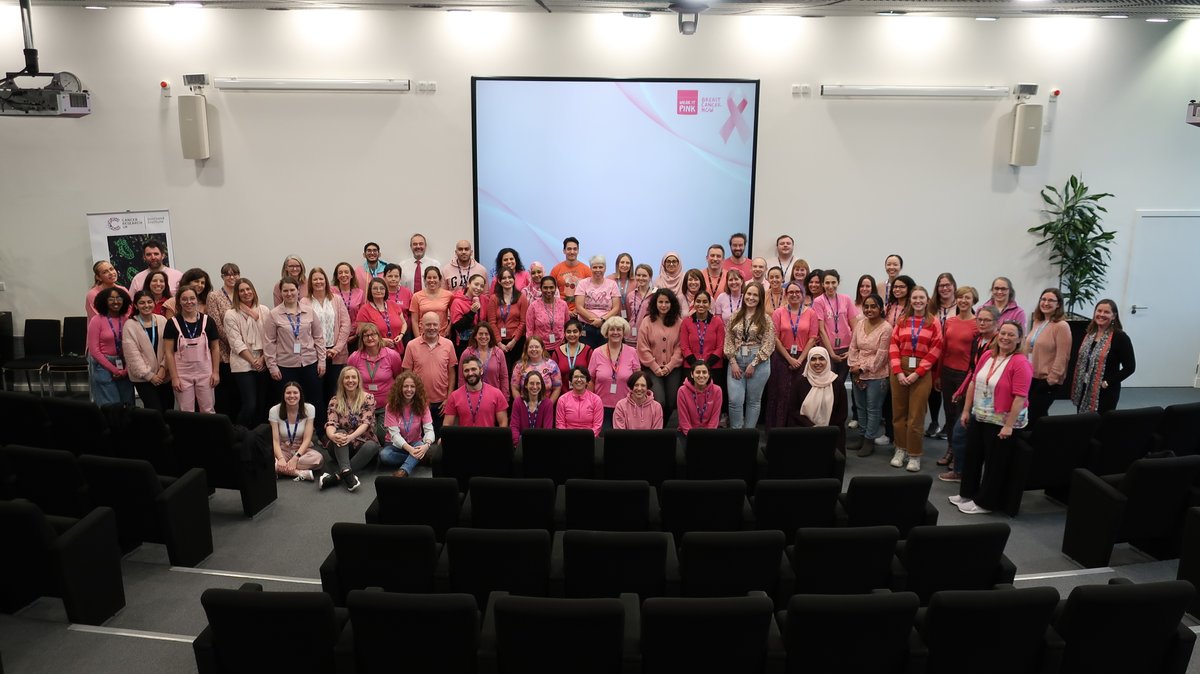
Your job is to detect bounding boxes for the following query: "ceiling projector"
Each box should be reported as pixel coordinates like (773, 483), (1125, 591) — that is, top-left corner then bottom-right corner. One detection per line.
(0, 72), (91, 117)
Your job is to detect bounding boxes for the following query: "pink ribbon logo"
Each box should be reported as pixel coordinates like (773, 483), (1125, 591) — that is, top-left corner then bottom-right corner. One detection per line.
(719, 93), (750, 144)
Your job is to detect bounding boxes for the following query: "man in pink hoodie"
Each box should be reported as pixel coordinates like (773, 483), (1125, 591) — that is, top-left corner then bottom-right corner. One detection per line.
(676, 362), (722, 434)
(613, 371), (664, 430)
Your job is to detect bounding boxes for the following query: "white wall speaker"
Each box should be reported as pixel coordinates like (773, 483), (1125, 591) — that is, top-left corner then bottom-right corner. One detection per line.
(1009, 103), (1043, 166)
(178, 94), (210, 160)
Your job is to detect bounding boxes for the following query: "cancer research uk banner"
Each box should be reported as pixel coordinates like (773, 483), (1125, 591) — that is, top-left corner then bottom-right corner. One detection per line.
(87, 210), (174, 288)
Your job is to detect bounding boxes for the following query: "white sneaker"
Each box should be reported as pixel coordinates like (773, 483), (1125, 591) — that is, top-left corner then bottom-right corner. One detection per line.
(874, 435), (891, 447)
(906, 457), (921, 472)
(889, 449), (907, 468)
(848, 420), (859, 429)
(957, 500), (992, 515)
(948, 494), (968, 505)
(295, 469), (314, 482)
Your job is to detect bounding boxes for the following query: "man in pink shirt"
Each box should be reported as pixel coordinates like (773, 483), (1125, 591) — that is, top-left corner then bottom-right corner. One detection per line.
(702, 244), (729, 297)
(749, 257), (768, 286)
(129, 239), (184, 295)
(442, 356), (509, 428)
(721, 232), (753, 280)
(442, 240), (489, 293)
(401, 311), (458, 430)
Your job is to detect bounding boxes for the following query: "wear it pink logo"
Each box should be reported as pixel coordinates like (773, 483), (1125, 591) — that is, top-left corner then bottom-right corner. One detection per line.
(677, 90), (698, 115)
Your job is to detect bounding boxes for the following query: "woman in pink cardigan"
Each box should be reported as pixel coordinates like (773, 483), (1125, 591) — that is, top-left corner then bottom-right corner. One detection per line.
(88, 287), (135, 406)
(1024, 288), (1072, 427)
(676, 362), (722, 435)
(124, 290), (172, 412)
(951, 320), (1032, 516)
(613, 371), (664, 430)
(556, 366), (604, 437)
(637, 289), (684, 422)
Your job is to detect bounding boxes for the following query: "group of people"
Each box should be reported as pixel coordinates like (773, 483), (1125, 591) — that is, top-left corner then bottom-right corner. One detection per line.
(83, 235), (1135, 499)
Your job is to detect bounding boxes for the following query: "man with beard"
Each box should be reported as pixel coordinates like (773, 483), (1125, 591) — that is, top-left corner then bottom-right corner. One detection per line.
(129, 239), (183, 294)
(441, 356), (508, 428)
(442, 240), (488, 293)
(722, 232), (753, 280)
(354, 241), (389, 289)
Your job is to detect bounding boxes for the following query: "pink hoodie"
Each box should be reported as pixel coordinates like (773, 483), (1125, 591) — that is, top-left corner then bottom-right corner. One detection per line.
(676, 378), (723, 434)
(613, 390), (664, 430)
(555, 388), (604, 437)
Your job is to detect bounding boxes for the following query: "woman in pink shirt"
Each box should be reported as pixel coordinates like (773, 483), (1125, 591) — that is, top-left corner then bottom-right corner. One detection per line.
(332, 262), (365, 331)
(347, 323), (405, 437)
(713, 270), (744, 323)
(589, 316), (641, 428)
(680, 290), (726, 400)
(552, 320), (592, 377)
(679, 269), (705, 317)
(491, 248), (532, 295)
(490, 268), (529, 375)
(575, 255), (621, 348)
(382, 371), (434, 477)
(410, 266), (453, 338)
(1025, 288), (1072, 427)
(449, 274), (491, 356)
(848, 293), (892, 456)
(461, 323), (510, 402)
(935, 286), (979, 470)
(624, 264), (655, 348)
(382, 264), (414, 333)
(146, 270), (171, 316)
(526, 275), (570, 353)
(85, 260), (130, 319)
(613, 371), (664, 430)
(853, 275), (877, 317)
(952, 320), (1032, 515)
(523, 262), (548, 306)
(813, 270), (858, 384)
(165, 287), (222, 413)
(124, 290), (172, 413)
(765, 282), (817, 429)
(224, 279), (271, 427)
(637, 289), (684, 422)
(511, 336), (562, 404)
(556, 366), (604, 437)
(677, 362), (722, 435)
(356, 278), (408, 356)
(272, 255), (308, 307)
(511, 370), (554, 446)
(608, 253), (634, 321)
(88, 286), (135, 406)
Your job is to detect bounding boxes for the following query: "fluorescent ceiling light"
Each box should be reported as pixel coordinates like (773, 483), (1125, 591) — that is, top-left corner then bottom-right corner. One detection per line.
(876, 10), (905, 15)
(84, 5), (108, 8)
(1146, 17), (1168, 22)
(622, 10), (651, 17)
(172, 2), (203, 7)
(975, 16), (996, 21)
(821, 84), (1011, 98)
(215, 77), (411, 92)
(1101, 14), (1128, 18)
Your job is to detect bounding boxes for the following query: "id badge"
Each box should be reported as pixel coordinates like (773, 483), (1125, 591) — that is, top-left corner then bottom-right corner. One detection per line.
(741, 346), (750, 357)
(548, 333), (556, 343)
(907, 356), (918, 369)
(631, 327), (637, 337)
(609, 382), (618, 394)
(835, 338), (842, 348)
(114, 357), (124, 369)
(500, 327), (507, 338)
(789, 344), (798, 356)
(293, 342), (302, 354)
(620, 309), (627, 319)
(368, 384), (379, 392)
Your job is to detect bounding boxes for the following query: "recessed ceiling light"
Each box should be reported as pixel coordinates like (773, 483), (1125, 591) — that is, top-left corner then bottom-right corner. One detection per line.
(975, 16), (996, 21)
(1145, 17), (1169, 22)
(84, 4), (108, 8)
(622, 10), (650, 17)
(1100, 14), (1128, 18)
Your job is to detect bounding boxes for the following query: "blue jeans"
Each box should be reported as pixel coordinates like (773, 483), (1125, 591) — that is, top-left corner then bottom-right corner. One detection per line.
(727, 353), (770, 429)
(90, 357), (134, 407)
(851, 377), (888, 440)
(380, 441), (424, 474)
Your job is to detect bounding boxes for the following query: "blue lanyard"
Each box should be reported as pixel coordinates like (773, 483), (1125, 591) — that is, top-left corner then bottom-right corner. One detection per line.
(286, 312), (301, 340)
(1028, 321), (1049, 349)
(631, 291), (648, 323)
(910, 317), (926, 355)
(400, 407), (415, 438)
(375, 304), (392, 338)
(141, 317), (158, 349)
(339, 289), (352, 311)
(106, 317), (122, 354)
(500, 300), (511, 322)
(543, 302), (557, 337)
(787, 305), (804, 342)
(564, 343), (581, 370)
(617, 279), (629, 309)
(284, 415), (299, 445)
(181, 317), (201, 339)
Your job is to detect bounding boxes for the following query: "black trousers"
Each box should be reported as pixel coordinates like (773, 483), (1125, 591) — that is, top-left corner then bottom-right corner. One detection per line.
(1027, 378), (1058, 427)
(960, 418), (1018, 511)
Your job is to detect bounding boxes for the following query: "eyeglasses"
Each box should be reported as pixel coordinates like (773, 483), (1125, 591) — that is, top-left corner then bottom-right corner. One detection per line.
(937, 283), (953, 288)
(992, 286), (1009, 292)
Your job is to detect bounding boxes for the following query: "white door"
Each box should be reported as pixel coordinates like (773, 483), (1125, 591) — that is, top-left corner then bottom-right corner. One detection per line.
(1122, 211), (1200, 387)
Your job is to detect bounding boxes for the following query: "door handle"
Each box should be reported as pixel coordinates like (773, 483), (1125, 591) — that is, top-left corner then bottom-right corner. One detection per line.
(1131, 305), (1149, 314)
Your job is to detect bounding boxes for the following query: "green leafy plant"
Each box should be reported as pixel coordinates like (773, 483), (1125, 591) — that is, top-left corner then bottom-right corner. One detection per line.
(1027, 175), (1116, 316)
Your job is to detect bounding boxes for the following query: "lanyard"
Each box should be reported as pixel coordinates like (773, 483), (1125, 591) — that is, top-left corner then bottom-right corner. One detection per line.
(284, 415), (299, 446)
(106, 317), (122, 354)
(631, 291), (648, 323)
(909, 317), (925, 355)
(730, 292), (742, 315)
(499, 299), (511, 322)
(692, 387), (709, 422)
(695, 317), (709, 354)
(221, 287), (231, 301)
(742, 317), (753, 343)
(399, 407), (415, 437)
(465, 389), (483, 424)
(706, 270), (723, 293)
(526, 399), (540, 428)
(938, 305), (951, 332)
(478, 347), (492, 376)
(375, 304), (393, 337)
(365, 262), (383, 278)
(543, 301), (557, 336)
(829, 296), (843, 337)
(364, 356), (381, 383)
(338, 289), (352, 311)
(787, 305), (803, 343)
(608, 345), (623, 383)
(1028, 321), (1049, 349)
(286, 312), (301, 340)
(140, 317), (158, 349)
(564, 343), (581, 370)
(984, 354), (1012, 395)
(617, 279), (629, 308)
(181, 316), (201, 339)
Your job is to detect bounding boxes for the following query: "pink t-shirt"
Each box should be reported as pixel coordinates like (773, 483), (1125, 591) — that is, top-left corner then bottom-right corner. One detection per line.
(347, 348), (405, 409)
(443, 383), (508, 427)
(575, 277), (620, 318)
(771, 305), (818, 354)
(811, 293), (855, 351)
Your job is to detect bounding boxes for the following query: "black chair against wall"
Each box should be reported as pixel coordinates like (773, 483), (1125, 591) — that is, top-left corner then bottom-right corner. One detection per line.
(519, 428), (597, 483)
(789, 526), (900, 595)
(1157, 402), (1200, 456)
(1176, 507), (1200, 619)
(552, 530), (679, 599)
(47, 316), (88, 396)
(640, 592), (785, 674)
(0, 500), (125, 625)
(763, 427), (845, 483)
(679, 530), (792, 607)
(894, 523), (1017, 604)
(659, 479), (751, 541)
(195, 583), (347, 674)
(918, 587), (1062, 674)
(319, 523), (440, 606)
(436, 426), (515, 491)
(41, 397), (112, 455)
(1005, 411), (1103, 514)
(684, 428), (762, 488)
(341, 590), (480, 674)
(603, 429), (680, 487)
(438, 528), (552, 608)
(778, 592), (923, 674)
(838, 474), (938, 537)
(2, 319), (59, 395)
(164, 411), (277, 517)
(1052, 578), (1196, 674)
(1087, 406), (1165, 476)
(1061, 455), (1200, 568)
(115, 407), (177, 476)
(479, 591), (637, 674)
(77, 454), (212, 567)
(462, 477), (556, 530)
(752, 479), (840, 536)
(0, 390), (51, 447)
(558, 479), (660, 532)
(0, 445), (91, 517)
(365, 476), (461, 542)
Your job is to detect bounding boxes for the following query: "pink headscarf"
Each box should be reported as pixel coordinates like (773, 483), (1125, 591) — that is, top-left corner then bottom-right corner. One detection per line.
(655, 251), (684, 296)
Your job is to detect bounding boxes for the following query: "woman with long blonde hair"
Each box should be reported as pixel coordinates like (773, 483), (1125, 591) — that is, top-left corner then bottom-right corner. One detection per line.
(723, 281), (776, 429)
(318, 366), (381, 493)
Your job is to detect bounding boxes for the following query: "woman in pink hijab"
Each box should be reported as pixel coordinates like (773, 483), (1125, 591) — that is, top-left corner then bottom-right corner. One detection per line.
(655, 251), (684, 297)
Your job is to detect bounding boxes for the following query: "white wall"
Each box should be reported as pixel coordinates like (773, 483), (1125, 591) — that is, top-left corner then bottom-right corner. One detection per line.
(1, 7), (1198, 327)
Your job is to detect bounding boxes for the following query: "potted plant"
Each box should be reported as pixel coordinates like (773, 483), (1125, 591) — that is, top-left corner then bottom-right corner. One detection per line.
(1027, 175), (1116, 318)
(1027, 174), (1116, 398)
